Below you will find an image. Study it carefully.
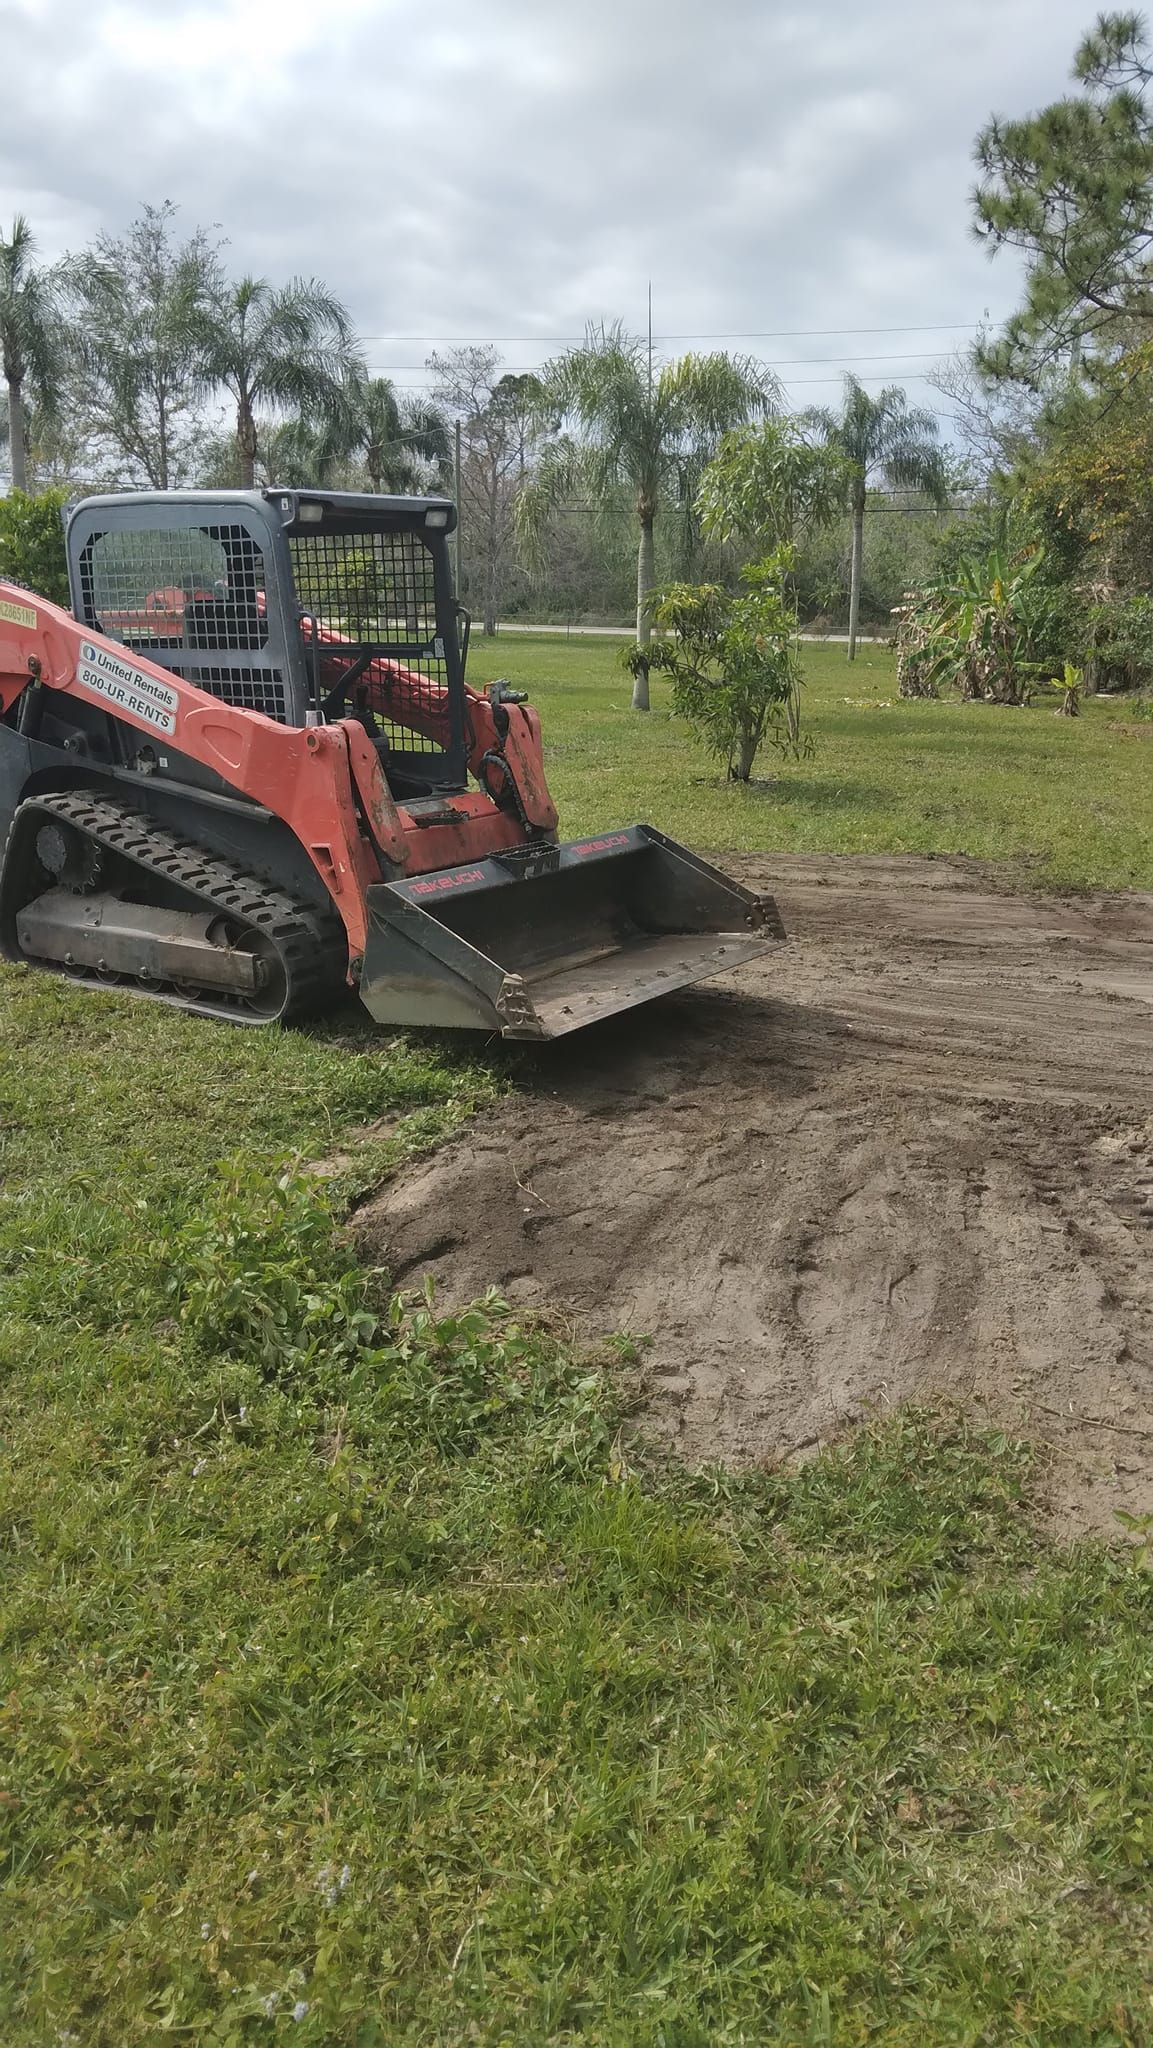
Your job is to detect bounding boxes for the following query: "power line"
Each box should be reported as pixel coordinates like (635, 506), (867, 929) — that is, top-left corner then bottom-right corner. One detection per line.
(366, 349), (959, 375)
(371, 371), (955, 394)
(359, 319), (980, 342)
(783, 373), (946, 387)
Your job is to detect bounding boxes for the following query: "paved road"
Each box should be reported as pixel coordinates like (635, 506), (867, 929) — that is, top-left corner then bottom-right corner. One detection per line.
(492, 622), (887, 644)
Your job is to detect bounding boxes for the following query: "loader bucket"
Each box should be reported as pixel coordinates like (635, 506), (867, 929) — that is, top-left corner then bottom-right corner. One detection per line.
(359, 825), (785, 1040)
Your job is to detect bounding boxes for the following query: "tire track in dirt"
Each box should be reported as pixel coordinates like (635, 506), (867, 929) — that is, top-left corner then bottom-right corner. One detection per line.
(357, 855), (1153, 1537)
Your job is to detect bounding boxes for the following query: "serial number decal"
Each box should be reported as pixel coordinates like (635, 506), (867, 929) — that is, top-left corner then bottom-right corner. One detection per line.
(570, 832), (632, 857)
(408, 867), (487, 897)
(0, 598), (37, 630)
(76, 640), (179, 735)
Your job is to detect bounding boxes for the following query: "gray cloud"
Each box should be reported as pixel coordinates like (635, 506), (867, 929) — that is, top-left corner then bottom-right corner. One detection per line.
(1, 0), (1094, 407)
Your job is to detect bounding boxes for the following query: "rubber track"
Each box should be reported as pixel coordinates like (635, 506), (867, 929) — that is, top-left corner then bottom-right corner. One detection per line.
(12, 789), (347, 1025)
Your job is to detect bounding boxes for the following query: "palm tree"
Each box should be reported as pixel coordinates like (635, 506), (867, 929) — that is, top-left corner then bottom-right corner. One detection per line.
(257, 416), (334, 488)
(0, 216), (62, 494)
(196, 276), (364, 490)
(806, 377), (947, 661)
(520, 325), (777, 706)
(340, 375), (450, 493)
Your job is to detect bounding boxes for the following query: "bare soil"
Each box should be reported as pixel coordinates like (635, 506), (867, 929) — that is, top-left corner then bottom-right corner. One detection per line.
(355, 856), (1153, 1537)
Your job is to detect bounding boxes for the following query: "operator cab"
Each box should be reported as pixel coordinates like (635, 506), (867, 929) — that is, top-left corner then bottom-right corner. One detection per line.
(65, 489), (468, 799)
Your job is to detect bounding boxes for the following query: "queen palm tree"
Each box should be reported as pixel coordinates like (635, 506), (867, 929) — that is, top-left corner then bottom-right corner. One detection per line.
(519, 325), (777, 706)
(195, 275), (364, 490)
(0, 216), (63, 493)
(341, 375), (450, 493)
(806, 377), (948, 660)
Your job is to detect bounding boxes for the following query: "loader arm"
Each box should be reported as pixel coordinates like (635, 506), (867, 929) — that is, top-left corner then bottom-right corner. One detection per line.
(312, 625), (556, 832)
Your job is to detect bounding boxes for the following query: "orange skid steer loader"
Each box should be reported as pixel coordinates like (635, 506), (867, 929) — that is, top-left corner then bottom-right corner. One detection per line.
(0, 490), (783, 1038)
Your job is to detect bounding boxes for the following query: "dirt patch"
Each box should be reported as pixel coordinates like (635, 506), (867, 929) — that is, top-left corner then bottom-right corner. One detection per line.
(355, 855), (1153, 1538)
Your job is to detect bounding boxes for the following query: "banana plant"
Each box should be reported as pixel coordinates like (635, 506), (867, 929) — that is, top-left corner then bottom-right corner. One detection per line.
(896, 542), (1061, 704)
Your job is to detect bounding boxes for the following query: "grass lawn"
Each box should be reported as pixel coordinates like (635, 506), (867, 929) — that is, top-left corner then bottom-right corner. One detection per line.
(474, 634), (1153, 892)
(1, 655), (1152, 2043)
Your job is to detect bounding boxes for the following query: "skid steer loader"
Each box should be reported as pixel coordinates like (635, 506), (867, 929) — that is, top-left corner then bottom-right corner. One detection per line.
(0, 489), (784, 1038)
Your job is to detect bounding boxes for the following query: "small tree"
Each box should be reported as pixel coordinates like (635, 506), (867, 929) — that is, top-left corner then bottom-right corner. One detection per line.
(929, 349), (1044, 476)
(806, 377), (947, 662)
(697, 416), (848, 553)
(646, 550), (806, 782)
(0, 217), (64, 495)
(1027, 338), (1153, 589)
(14, 396), (97, 493)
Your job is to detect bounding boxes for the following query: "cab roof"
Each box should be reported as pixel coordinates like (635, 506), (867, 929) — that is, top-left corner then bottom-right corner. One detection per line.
(67, 488), (458, 536)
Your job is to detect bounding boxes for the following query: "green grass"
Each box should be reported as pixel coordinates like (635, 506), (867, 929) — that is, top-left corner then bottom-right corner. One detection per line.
(476, 635), (1153, 891)
(1, 666), (1152, 2042)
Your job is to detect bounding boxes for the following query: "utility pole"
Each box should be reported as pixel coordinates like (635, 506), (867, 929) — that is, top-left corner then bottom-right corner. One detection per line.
(647, 279), (653, 397)
(453, 418), (463, 598)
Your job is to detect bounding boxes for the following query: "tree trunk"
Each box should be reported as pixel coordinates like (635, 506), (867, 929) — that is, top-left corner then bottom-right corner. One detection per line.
(483, 480), (498, 634)
(847, 491), (865, 662)
(237, 395), (258, 491)
(7, 377), (27, 494)
(735, 729), (758, 781)
(157, 391), (170, 492)
(633, 512), (655, 710)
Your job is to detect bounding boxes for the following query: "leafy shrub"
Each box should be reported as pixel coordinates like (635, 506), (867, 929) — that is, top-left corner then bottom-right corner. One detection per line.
(0, 486), (70, 605)
(697, 417), (848, 552)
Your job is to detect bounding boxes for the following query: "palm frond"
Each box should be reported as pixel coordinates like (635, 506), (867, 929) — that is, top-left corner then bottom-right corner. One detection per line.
(806, 374), (944, 497)
(535, 325), (772, 534)
(0, 215), (66, 406)
(197, 273), (363, 428)
(515, 436), (583, 565)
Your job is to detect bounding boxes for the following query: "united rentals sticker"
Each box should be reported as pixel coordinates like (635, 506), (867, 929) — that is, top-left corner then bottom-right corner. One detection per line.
(0, 598), (38, 631)
(76, 641), (179, 735)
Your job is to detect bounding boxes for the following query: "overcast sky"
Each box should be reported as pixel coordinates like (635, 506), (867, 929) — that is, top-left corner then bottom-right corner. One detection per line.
(3, 0), (1096, 416)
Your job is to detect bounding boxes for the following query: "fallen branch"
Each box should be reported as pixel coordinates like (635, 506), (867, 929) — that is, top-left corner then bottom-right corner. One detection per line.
(1031, 1400), (1153, 1442)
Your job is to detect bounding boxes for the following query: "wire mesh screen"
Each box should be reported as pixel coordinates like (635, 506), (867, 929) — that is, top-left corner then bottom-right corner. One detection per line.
(79, 525), (289, 723)
(179, 666), (288, 720)
(290, 528), (448, 757)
